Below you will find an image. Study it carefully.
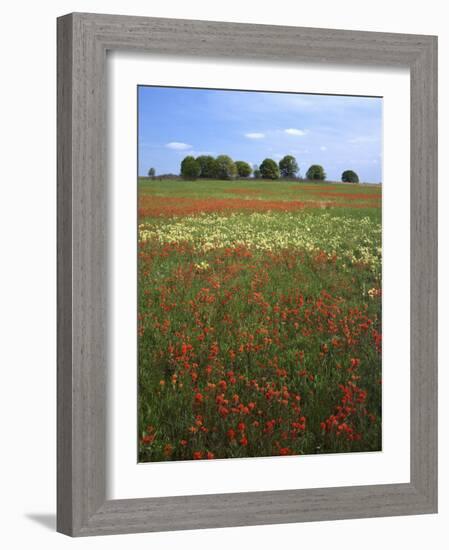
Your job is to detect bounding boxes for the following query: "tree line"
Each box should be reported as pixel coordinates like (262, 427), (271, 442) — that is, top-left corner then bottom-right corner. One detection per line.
(148, 154), (360, 183)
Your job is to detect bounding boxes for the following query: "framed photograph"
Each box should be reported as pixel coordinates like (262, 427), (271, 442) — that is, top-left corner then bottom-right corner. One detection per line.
(57, 12), (437, 536)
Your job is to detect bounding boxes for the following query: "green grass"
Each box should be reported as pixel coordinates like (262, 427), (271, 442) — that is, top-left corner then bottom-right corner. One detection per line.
(138, 177), (381, 203)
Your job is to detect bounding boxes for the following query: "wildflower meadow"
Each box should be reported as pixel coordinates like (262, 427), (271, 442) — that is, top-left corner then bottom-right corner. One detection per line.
(138, 179), (382, 462)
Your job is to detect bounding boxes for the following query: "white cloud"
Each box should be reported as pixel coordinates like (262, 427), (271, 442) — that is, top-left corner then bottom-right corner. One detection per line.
(245, 132), (265, 139)
(284, 128), (307, 136)
(320, 146), (327, 151)
(165, 142), (192, 150)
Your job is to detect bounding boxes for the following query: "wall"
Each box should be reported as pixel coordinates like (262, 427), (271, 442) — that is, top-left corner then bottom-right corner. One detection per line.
(0, 1), (446, 548)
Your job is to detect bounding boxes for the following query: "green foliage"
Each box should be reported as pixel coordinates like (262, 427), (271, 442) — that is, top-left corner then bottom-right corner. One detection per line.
(148, 167), (156, 178)
(259, 158), (280, 180)
(180, 156), (201, 180)
(235, 160), (252, 178)
(253, 164), (261, 179)
(214, 155), (237, 180)
(342, 170), (359, 183)
(196, 155), (218, 178)
(181, 156), (195, 173)
(306, 164), (326, 181)
(279, 155), (299, 178)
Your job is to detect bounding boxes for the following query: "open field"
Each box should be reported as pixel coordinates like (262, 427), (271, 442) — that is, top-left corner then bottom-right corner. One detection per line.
(138, 178), (381, 215)
(138, 179), (382, 461)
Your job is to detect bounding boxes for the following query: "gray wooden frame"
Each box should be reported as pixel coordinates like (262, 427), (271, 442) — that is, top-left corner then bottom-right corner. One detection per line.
(57, 12), (438, 537)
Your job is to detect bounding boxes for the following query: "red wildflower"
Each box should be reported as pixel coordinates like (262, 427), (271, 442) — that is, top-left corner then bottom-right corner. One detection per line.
(279, 447), (291, 455)
(194, 392), (204, 404)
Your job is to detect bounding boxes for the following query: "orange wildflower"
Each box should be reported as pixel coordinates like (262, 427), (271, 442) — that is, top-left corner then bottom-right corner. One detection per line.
(163, 444), (173, 457)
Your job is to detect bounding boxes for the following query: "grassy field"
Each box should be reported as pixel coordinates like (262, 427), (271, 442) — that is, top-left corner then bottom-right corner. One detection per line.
(138, 178), (382, 461)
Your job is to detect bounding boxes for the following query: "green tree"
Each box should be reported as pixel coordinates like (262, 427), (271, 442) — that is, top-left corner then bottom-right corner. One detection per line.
(253, 164), (261, 179)
(180, 156), (201, 180)
(214, 155), (237, 180)
(148, 167), (156, 178)
(181, 156), (194, 172)
(196, 155), (217, 178)
(306, 164), (326, 181)
(259, 158), (280, 180)
(341, 169), (359, 183)
(235, 160), (252, 178)
(279, 155), (299, 178)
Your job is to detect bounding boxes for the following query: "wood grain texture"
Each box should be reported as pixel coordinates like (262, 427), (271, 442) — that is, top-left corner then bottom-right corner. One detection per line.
(57, 13), (74, 536)
(409, 37), (438, 508)
(57, 12), (438, 536)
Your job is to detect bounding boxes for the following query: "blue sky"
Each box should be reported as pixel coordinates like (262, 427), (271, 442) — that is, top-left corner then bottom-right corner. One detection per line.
(138, 86), (382, 183)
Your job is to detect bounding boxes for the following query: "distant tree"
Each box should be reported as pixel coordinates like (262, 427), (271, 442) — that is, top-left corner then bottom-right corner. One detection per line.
(214, 155), (237, 180)
(253, 164), (261, 179)
(180, 156), (201, 180)
(279, 155), (299, 178)
(306, 164), (326, 181)
(196, 155), (217, 178)
(181, 156), (194, 173)
(341, 169), (359, 183)
(259, 158), (280, 180)
(235, 161), (252, 178)
(156, 173), (182, 180)
(148, 167), (156, 179)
